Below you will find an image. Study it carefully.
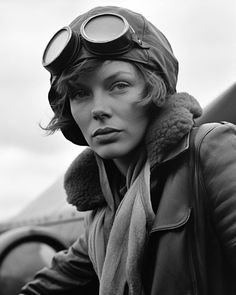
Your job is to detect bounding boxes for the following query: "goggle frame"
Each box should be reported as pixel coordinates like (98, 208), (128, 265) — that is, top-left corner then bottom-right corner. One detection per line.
(42, 13), (140, 75)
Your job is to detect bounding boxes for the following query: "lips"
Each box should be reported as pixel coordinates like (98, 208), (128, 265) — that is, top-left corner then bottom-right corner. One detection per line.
(92, 127), (121, 137)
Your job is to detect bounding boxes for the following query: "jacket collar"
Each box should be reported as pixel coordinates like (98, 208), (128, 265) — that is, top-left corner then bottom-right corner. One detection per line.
(64, 92), (202, 211)
(157, 131), (190, 167)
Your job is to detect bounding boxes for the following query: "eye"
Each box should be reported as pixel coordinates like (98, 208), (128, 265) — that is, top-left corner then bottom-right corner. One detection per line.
(111, 82), (129, 91)
(71, 88), (90, 101)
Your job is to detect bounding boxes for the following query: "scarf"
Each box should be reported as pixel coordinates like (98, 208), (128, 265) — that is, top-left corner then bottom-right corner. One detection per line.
(86, 151), (155, 295)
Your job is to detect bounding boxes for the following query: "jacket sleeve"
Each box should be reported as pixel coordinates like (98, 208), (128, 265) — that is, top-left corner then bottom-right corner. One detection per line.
(199, 122), (236, 270)
(19, 213), (98, 295)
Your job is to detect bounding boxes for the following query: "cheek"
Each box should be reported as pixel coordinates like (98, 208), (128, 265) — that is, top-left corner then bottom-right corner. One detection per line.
(134, 118), (149, 138)
(125, 110), (149, 142)
(70, 104), (89, 134)
(70, 102), (78, 121)
(125, 105), (149, 127)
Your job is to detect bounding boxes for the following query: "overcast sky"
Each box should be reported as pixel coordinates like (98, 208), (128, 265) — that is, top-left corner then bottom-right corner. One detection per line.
(0, 0), (235, 221)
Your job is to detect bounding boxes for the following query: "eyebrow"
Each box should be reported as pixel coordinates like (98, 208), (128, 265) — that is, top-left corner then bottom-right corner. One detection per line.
(74, 70), (133, 88)
(103, 71), (133, 83)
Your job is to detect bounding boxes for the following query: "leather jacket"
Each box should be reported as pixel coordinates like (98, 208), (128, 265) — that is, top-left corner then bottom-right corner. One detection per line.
(144, 122), (236, 294)
(20, 91), (236, 295)
(20, 122), (236, 294)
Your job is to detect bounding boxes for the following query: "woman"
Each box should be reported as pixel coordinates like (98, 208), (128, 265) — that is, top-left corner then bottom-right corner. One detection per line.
(20, 6), (236, 295)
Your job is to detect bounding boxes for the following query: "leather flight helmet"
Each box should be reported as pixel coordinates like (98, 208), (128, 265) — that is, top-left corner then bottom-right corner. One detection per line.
(45, 6), (179, 145)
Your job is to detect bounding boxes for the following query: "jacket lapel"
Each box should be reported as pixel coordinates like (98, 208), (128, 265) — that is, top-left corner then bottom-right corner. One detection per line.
(150, 133), (192, 233)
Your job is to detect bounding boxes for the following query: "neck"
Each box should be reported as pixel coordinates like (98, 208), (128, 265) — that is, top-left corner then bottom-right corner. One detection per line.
(113, 157), (129, 177)
(112, 145), (144, 177)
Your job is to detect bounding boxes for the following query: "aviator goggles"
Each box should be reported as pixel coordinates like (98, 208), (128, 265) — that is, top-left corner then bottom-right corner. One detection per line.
(42, 13), (146, 76)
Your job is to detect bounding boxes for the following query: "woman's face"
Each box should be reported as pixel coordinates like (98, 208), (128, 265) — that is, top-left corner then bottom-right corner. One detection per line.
(69, 60), (149, 164)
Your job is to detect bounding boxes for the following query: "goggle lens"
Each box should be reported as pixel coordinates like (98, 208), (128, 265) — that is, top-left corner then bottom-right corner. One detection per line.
(82, 14), (128, 42)
(43, 28), (71, 66)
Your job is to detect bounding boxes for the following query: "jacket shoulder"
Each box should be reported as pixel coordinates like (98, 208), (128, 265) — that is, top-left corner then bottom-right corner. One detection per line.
(191, 121), (236, 150)
(195, 122), (236, 255)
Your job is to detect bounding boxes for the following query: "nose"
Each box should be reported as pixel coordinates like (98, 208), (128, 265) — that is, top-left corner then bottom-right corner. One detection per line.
(92, 91), (112, 120)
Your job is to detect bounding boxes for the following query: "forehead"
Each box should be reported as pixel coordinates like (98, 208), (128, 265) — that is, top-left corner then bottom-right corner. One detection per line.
(97, 60), (139, 75)
(76, 60), (141, 83)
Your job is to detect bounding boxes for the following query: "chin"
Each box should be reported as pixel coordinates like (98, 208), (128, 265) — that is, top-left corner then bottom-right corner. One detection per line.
(95, 149), (123, 160)
(93, 144), (131, 160)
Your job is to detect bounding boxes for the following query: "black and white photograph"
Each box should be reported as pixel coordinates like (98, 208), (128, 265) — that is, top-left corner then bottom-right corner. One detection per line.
(0, 0), (236, 294)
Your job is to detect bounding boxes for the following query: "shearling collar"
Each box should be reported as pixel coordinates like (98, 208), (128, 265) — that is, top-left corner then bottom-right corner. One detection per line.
(64, 92), (202, 211)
